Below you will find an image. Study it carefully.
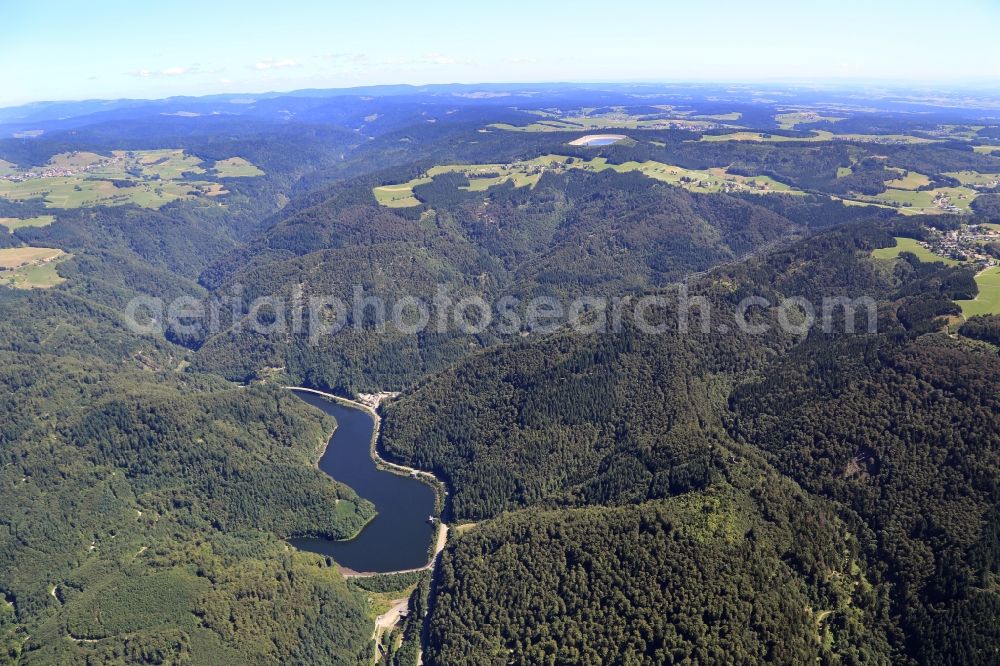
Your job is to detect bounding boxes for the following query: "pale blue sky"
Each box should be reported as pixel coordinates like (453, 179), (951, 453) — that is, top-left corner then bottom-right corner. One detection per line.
(3, 0), (999, 106)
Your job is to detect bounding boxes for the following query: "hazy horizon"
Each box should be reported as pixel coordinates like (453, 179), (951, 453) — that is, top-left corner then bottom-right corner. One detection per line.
(4, 77), (1000, 112)
(5, 0), (999, 107)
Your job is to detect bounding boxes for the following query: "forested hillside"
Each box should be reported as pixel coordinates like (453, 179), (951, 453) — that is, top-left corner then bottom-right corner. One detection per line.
(381, 220), (1000, 664)
(183, 109), (1000, 394)
(190, 169), (883, 393)
(380, 223), (899, 518)
(728, 335), (1000, 663)
(0, 270), (380, 662)
(429, 496), (890, 665)
(0, 354), (377, 663)
(0, 113), (386, 665)
(1, 83), (999, 664)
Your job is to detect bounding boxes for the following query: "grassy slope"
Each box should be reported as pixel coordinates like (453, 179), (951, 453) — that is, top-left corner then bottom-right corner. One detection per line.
(0, 246), (69, 288)
(373, 154), (809, 208)
(957, 265), (1000, 316)
(872, 237), (959, 265)
(0, 149), (260, 210)
(0, 215), (55, 231)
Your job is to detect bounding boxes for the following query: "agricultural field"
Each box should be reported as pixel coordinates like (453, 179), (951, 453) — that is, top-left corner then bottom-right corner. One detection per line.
(0, 176), (223, 209)
(833, 133), (939, 144)
(0, 149), (262, 210)
(694, 112), (742, 121)
(374, 154), (813, 208)
(373, 157), (559, 205)
(132, 149), (206, 179)
(774, 111), (846, 129)
(489, 107), (740, 133)
(0, 246), (68, 288)
(858, 185), (978, 214)
(213, 157), (266, 177)
(945, 170), (1000, 189)
(973, 145), (1000, 155)
(701, 130), (938, 145)
(923, 125), (987, 141)
(0, 214), (55, 231)
(884, 169), (932, 190)
(595, 159), (801, 195)
(490, 118), (725, 132)
(956, 265), (1000, 317)
(701, 130), (837, 143)
(47, 151), (109, 170)
(372, 181), (428, 207)
(872, 237), (960, 265)
(839, 197), (897, 210)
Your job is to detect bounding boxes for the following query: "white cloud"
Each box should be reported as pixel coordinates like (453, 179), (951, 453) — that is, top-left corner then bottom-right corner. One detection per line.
(424, 52), (457, 66)
(254, 58), (299, 70)
(127, 66), (191, 78)
(319, 52), (372, 65)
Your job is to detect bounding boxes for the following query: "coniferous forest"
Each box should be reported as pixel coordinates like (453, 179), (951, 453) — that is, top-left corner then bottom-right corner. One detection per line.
(0, 80), (998, 665)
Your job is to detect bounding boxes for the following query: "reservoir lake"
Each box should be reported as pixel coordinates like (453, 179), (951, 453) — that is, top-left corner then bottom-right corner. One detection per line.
(289, 390), (437, 573)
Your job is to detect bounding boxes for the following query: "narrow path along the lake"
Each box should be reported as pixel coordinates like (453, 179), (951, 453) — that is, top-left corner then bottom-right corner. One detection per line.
(286, 387), (448, 574)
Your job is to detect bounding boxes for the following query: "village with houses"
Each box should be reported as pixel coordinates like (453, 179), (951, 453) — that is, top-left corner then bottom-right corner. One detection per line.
(922, 222), (1000, 268)
(0, 152), (129, 183)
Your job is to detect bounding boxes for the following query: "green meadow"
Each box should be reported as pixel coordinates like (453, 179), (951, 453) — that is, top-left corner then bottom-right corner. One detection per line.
(373, 157), (559, 204)
(873, 237), (1000, 317)
(213, 157), (266, 177)
(860, 186), (978, 214)
(928, 125), (986, 141)
(957, 266), (1000, 317)
(0, 149), (261, 210)
(5, 261), (65, 288)
(0, 215), (56, 231)
(694, 112), (742, 121)
(945, 170), (1000, 188)
(373, 183), (427, 207)
(489, 113), (733, 133)
(884, 170), (932, 190)
(595, 159), (801, 195)
(0, 246), (69, 289)
(0, 176), (218, 209)
(373, 155), (811, 208)
(774, 111), (845, 129)
(701, 131), (937, 145)
(872, 237), (959, 266)
(700, 131), (837, 143)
